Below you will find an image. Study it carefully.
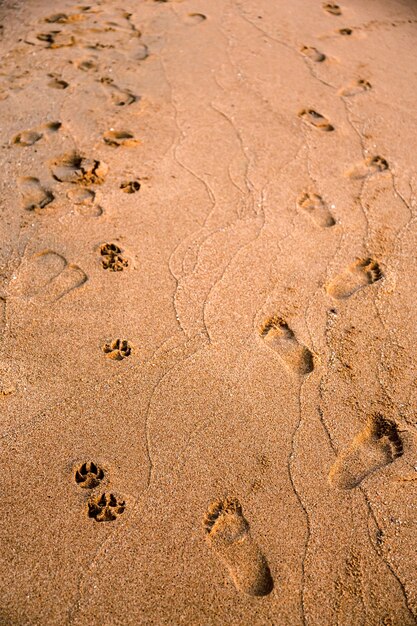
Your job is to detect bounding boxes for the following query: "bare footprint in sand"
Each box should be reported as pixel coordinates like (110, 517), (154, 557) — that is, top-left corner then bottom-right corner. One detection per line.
(326, 258), (383, 299)
(346, 155), (388, 179)
(298, 109), (334, 132)
(103, 130), (140, 147)
(259, 316), (314, 376)
(203, 497), (273, 597)
(13, 122), (61, 147)
(297, 192), (335, 227)
(338, 78), (371, 97)
(100, 77), (137, 106)
(329, 414), (404, 489)
(19, 177), (54, 210)
(12, 250), (87, 302)
(13, 130), (42, 147)
(300, 45), (326, 62)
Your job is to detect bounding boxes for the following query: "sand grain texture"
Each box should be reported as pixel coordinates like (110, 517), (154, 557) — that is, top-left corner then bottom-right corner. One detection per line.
(0, 0), (416, 624)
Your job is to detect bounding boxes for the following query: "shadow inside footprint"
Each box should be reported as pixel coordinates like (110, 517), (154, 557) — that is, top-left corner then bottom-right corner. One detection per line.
(326, 257), (383, 299)
(329, 414), (404, 489)
(260, 316), (314, 376)
(204, 497), (273, 597)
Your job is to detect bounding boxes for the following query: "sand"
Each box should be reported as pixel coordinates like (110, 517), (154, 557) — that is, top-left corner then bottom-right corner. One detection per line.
(0, 0), (416, 624)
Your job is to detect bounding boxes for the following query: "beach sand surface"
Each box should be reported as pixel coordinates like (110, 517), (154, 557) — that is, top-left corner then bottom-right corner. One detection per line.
(0, 0), (416, 624)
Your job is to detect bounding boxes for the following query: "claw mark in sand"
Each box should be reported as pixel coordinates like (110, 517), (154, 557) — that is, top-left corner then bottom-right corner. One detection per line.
(297, 192), (335, 227)
(203, 497), (273, 597)
(326, 258), (383, 299)
(259, 316), (314, 376)
(329, 414), (403, 489)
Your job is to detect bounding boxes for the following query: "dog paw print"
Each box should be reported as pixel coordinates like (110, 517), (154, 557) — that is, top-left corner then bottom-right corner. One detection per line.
(103, 339), (132, 360)
(75, 461), (104, 488)
(100, 243), (129, 271)
(88, 492), (126, 522)
(120, 180), (141, 194)
(99, 242), (128, 270)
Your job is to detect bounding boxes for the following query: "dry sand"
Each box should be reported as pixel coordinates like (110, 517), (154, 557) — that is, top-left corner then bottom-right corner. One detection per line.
(0, 0), (416, 624)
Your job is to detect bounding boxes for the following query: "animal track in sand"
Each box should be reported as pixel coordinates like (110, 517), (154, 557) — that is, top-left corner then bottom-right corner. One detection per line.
(329, 414), (403, 489)
(103, 130), (140, 147)
(339, 27), (353, 36)
(120, 180), (140, 193)
(298, 109), (334, 131)
(75, 461), (104, 488)
(203, 497), (273, 597)
(297, 192), (335, 227)
(300, 46), (326, 62)
(44, 12), (85, 24)
(12, 250), (87, 302)
(133, 44), (149, 61)
(103, 339), (132, 361)
(19, 177), (54, 210)
(47, 74), (69, 89)
(323, 3), (342, 15)
(100, 243), (129, 271)
(33, 30), (75, 48)
(326, 258), (383, 299)
(88, 492), (126, 522)
(346, 156), (388, 179)
(99, 77), (137, 106)
(259, 316), (314, 376)
(50, 152), (108, 185)
(76, 57), (99, 72)
(67, 187), (95, 205)
(13, 121), (61, 147)
(339, 79), (372, 97)
(13, 130), (42, 146)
